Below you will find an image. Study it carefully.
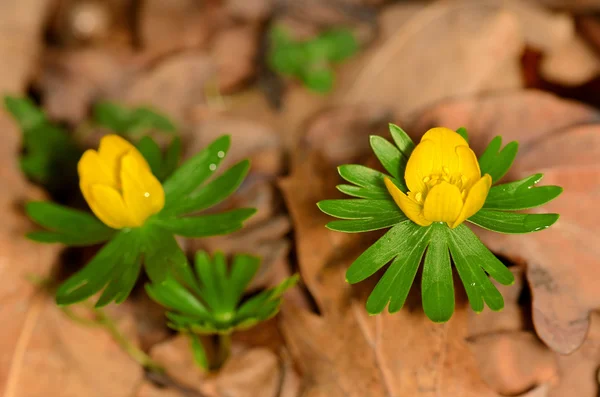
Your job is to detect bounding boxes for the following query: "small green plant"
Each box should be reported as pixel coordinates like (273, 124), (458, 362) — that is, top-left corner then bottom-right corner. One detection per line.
(147, 251), (298, 370)
(268, 26), (359, 93)
(318, 125), (562, 322)
(93, 101), (177, 137)
(4, 96), (82, 196)
(26, 133), (255, 307)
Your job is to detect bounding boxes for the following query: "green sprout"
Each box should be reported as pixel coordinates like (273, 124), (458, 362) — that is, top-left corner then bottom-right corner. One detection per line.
(146, 251), (298, 370)
(268, 26), (359, 93)
(318, 124), (562, 322)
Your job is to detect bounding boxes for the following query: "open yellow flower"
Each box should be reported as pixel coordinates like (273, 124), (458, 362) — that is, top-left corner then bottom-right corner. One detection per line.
(78, 135), (165, 229)
(384, 127), (491, 228)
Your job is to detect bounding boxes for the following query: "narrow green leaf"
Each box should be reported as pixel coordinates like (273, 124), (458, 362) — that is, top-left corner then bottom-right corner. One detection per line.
(146, 278), (211, 319)
(136, 136), (163, 178)
(450, 225), (514, 285)
(95, 237), (142, 307)
(4, 95), (47, 130)
(142, 226), (187, 283)
(338, 164), (393, 193)
(161, 136), (182, 181)
(301, 65), (334, 93)
(93, 101), (131, 133)
(468, 210), (559, 234)
(56, 231), (130, 305)
(130, 107), (177, 134)
(168, 160), (250, 216)
(388, 124), (415, 159)
(26, 201), (115, 245)
(326, 213), (406, 233)
(229, 255), (261, 308)
(484, 173), (563, 211)
(456, 127), (468, 142)
(346, 220), (414, 284)
(318, 199), (403, 220)
(365, 225), (431, 314)
(478, 136), (518, 183)
(370, 136), (402, 179)
(448, 225), (509, 312)
(193, 251), (222, 312)
(189, 334), (209, 370)
(155, 208), (256, 238)
(421, 225), (454, 322)
(212, 252), (232, 313)
(336, 184), (389, 199)
(163, 135), (230, 206)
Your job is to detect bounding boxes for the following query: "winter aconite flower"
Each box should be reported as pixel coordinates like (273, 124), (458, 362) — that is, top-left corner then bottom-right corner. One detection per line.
(26, 132), (255, 307)
(78, 135), (164, 229)
(318, 124), (562, 322)
(384, 127), (491, 228)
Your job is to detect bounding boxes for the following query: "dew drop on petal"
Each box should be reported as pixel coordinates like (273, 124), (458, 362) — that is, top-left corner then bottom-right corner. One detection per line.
(144, 192), (150, 198)
(209, 164), (217, 171)
(217, 151), (225, 158)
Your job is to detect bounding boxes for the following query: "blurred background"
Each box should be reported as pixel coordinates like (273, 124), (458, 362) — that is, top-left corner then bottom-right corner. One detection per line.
(2, 0), (600, 396)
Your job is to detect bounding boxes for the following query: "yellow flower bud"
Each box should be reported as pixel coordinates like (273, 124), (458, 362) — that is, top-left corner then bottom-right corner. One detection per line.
(78, 135), (165, 229)
(385, 127), (491, 228)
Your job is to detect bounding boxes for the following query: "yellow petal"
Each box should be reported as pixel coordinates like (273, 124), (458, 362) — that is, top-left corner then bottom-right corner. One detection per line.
(420, 127), (468, 175)
(451, 174), (492, 228)
(89, 184), (137, 228)
(121, 151), (165, 225)
(384, 177), (432, 227)
(78, 149), (120, 200)
(404, 140), (435, 193)
(97, 134), (141, 184)
(456, 145), (481, 188)
(422, 181), (463, 224)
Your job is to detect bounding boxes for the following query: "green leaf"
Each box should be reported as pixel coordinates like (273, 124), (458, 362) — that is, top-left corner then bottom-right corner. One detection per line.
(456, 127), (468, 142)
(95, 234), (142, 307)
(447, 225), (508, 312)
(338, 164), (389, 193)
(325, 214), (406, 233)
(129, 107), (177, 134)
(189, 334), (209, 370)
(146, 277), (211, 319)
(56, 231), (131, 305)
(193, 251), (224, 312)
(388, 124), (415, 159)
(468, 209), (559, 234)
(154, 208), (256, 238)
(26, 201), (115, 245)
(346, 220), (415, 283)
(319, 29), (359, 62)
(4, 95), (47, 130)
(318, 199), (403, 220)
(484, 173), (563, 211)
(370, 136), (402, 179)
(136, 136), (163, 177)
(421, 224), (454, 322)
(163, 135), (230, 207)
(478, 136), (518, 183)
(167, 160), (250, 216)
(142, 226), (187, 283)
(365, 225), (431, 314)
(161, 136), (182, 181)
(336, 184), (390, 199)
(301, 65), (334, 93)
(94, 101), (131, 133)
(228, 255), (261, 307)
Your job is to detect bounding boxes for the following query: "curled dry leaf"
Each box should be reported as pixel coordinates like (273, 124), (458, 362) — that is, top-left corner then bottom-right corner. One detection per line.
(410, 90), (600, 354)
(468, 331), (558, 395)
(277, 108), (500, 397)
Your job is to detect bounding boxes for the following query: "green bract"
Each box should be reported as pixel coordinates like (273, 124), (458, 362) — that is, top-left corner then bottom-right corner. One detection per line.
(94, 101), (177, 137)
(146, 251), (298, 369)
(268, 26), (359, 93)
(26, 135), (255, 307)
(317, 124), (562, 322)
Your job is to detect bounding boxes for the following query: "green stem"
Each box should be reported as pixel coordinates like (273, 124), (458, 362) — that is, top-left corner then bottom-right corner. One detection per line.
(214, 333), (232, 370)
(93, 308), (164, 373)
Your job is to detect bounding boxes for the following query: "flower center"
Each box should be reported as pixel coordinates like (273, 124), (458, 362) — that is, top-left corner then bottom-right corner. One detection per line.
(412, 168), (470, 204)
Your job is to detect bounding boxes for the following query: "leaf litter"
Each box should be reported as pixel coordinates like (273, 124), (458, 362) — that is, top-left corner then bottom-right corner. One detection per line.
(2, 0), (600, 396)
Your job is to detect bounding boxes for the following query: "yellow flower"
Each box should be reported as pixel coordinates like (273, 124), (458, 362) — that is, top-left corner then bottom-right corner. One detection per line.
(384, 127), (491, 228)
(78, 135), (165, 229)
